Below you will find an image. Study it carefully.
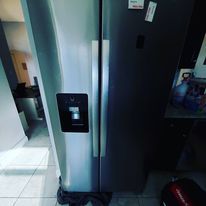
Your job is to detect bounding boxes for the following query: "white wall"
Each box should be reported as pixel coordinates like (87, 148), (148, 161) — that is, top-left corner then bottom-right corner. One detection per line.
(2, 22), (37, 85)
(0, 59), (26, 153)
(194, 33), (206, 78)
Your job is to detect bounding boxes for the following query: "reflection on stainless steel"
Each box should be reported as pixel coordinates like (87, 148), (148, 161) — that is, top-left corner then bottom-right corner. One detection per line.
(92, 41), (99, 157)
(100, 40), (110, 157)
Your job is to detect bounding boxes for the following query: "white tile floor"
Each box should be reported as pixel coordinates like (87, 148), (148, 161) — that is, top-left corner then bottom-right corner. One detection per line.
(0, 121), (60, 206)
(0, 120), (182, 206)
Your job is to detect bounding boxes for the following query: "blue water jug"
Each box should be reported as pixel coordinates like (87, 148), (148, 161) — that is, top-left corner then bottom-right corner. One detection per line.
(172, 72), (191, 106)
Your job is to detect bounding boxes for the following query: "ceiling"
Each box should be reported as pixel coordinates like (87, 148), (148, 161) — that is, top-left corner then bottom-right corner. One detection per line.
(0, 0), (24, 22)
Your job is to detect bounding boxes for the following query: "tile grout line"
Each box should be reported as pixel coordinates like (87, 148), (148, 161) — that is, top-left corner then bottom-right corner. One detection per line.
(0, 121), (52, 205)
(12, 166), (38, 206)
(12, 197), (58, 206)
(39, 148), (50, 166)
(13, 149), (50, 206)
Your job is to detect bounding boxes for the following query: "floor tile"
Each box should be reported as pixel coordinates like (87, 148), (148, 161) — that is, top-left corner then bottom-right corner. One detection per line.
(113, 192), (138, 198)
(40, 149), (55, 166)
(56, 199), (139, 206)
(142, 171), (206, 198)
(56, 202), (67, 206)
(56, 201), (92, 206)
(9, 147), (49, 166)
(55, 203), (62, 206)
(20, 166), (58, 198)
(25, 121), (50, 148)
(0, 148), (24, 170)
(14, 198), (56, 206)
(178, 171), (206, 191)
(141, 171), (174, 197)
(138, 197), (160, 206)
(109, 198), (139, 206)
(0, 166), (36, 197)
(26, 121), (48, 136)
(25, 135), (51, 148)
(0, 198), (17, 206)
(85, 202), (93, 206)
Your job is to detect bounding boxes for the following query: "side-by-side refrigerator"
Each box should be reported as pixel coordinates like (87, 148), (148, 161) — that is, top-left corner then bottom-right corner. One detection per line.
(22, 0), (194, 192)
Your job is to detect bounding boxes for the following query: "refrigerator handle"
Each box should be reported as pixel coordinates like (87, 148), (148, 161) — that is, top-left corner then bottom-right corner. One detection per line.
(92, 40), (99, 157)
(101, 40), (110, 157)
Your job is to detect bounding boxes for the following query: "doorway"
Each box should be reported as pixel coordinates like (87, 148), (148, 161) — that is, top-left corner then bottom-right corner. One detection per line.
(0, 1), (58, 205)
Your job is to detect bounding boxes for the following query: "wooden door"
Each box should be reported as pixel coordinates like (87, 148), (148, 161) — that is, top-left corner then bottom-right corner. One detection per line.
(11, 50), (31, 87)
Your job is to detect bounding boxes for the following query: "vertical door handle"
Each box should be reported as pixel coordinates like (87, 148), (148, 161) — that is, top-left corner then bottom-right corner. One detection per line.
(92, 41), (99, 157)
(100, 40), (110, 157)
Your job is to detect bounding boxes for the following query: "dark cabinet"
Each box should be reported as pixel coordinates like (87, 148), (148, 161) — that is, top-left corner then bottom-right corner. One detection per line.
(154, 118), (194, 170)
(179, 0), (205, 69)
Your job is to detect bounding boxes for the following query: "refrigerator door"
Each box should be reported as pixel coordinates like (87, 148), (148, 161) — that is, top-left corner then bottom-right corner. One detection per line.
(101, 0), (194, 191)
(49, 0), (100, 192)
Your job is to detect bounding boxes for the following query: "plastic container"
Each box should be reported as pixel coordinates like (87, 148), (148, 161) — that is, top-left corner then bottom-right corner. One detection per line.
(172, 72), (191, 107)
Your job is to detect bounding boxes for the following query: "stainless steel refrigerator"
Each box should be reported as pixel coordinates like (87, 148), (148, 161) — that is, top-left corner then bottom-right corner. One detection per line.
(22, 0), (194, 193)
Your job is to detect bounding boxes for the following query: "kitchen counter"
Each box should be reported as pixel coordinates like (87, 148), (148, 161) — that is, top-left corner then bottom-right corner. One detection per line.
(165, 103), (206, 119)
(13, 87), (40, 98)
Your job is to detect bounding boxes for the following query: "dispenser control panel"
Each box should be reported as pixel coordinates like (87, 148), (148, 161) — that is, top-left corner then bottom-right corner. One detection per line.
(56, 93), (89, 133)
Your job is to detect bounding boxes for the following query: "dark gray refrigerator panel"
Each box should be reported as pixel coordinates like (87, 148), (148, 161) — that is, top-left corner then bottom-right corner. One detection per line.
(101, 0), (194, 191)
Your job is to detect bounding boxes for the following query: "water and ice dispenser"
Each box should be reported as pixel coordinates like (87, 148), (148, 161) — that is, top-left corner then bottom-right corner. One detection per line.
(56, 94), (89, 132)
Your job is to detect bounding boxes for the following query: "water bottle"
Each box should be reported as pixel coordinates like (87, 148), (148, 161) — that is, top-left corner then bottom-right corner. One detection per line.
(172, 72), (191, 107)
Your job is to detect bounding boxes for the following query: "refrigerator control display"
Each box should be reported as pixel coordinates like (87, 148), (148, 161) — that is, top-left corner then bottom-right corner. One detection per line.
(69, 107), (80, 120)
(56, 93), (89, 133)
